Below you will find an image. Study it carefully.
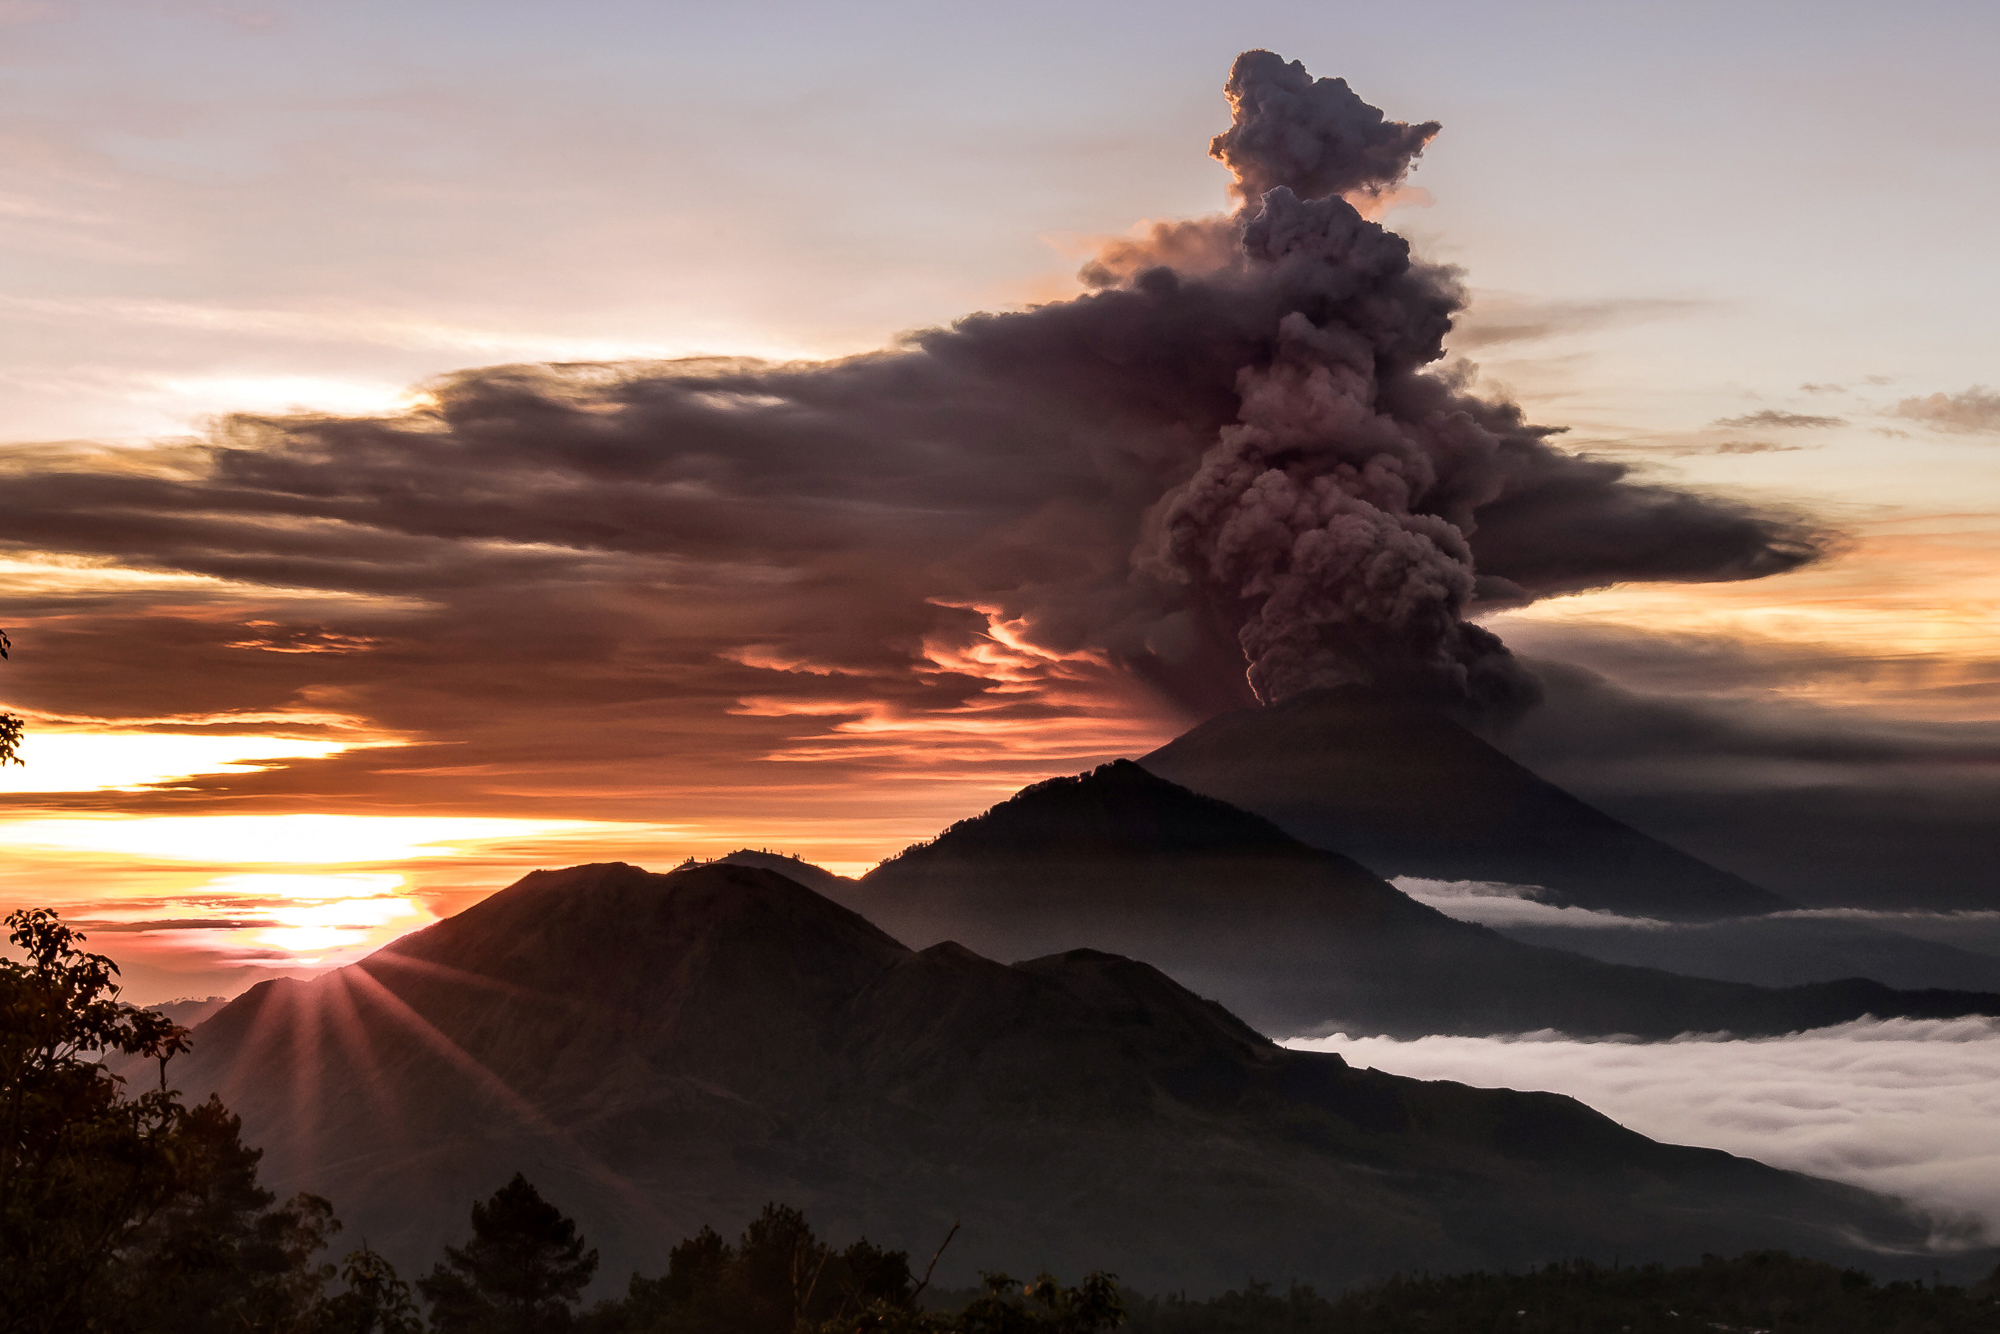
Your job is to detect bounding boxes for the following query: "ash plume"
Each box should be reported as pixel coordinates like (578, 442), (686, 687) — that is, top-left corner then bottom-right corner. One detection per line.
(0, 50), (1830, 743)
(1130, 50), (1816, 710)
(1209, 49), (1440, 208)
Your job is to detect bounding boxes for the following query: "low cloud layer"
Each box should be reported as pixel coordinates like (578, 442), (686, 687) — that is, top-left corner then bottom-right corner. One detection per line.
(1403, 872), (2000, 991)
(1292, 1017), (2000, 1246)
(1393, 877), (1672, 930)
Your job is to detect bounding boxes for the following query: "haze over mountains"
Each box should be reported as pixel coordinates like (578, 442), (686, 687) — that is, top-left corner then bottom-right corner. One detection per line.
(830, 761), (1999, 1039)
(167, 861), (1994, 1296)
(1135, 686), (2000, 992)
(148, 689), (2000, 1299)
(1140, 687), (1787, 920)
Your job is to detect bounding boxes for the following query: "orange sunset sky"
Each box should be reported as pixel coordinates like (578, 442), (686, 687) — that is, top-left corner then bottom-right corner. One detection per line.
(3, 1), (1997, 1001)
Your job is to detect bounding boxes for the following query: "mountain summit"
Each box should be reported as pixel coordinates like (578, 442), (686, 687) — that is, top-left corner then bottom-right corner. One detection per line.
(1140, 685), (1792, 919)
(170, 861), (1979, 1294)
(841, 761), (1998, 1038)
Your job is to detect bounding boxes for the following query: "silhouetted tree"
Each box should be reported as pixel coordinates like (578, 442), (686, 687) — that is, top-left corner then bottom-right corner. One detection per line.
(2, 907), (362, 1332)
(1116, 1252), (2000, 1333)
(91, 1095), (341, 1333)
(581, 1205), (1122, 1334)
(1, 628), (22, 767)
(321, 1243), (426, 1334)
(939, 1272), (1123, 1334)
(0, 907), (191, 1333)
(605, 1202), (917, 1333)
(421, 1172), (600, 1333)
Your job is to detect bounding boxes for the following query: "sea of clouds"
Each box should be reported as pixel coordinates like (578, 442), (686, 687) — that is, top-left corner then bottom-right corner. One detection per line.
(1288, 1016), (2000, 1243)
(1392, 877), (1673, 929)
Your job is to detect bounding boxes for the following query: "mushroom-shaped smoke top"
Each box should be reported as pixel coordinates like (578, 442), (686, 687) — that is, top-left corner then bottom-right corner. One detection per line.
(1210, 49), (1440, 207)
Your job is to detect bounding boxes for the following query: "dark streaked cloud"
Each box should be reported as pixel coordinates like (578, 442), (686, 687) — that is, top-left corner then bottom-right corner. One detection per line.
(1711, 410), (1847, 429)
(1713, 440), (1807, 455)
(1895, 386), (2000, 434)
(1489, 647), (2000, 911)
(1449, 296), (1709, 351)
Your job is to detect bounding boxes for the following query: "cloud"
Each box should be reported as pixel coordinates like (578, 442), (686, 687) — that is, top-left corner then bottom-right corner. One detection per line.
(1290, 1017), (2000, 1244)
(0, 51), (1831, 836)
(1894, 386), (2000, 434)
(1208, 50), (1438, 208)
(1480, 645), (2000, 910)
(1713, 439), (1807, 454)
(1621, 438), (1816, 459)
(1711, 410), (1847, 429)
(1393, 877), (1672, 930)
(1449, 295), (1709, 350)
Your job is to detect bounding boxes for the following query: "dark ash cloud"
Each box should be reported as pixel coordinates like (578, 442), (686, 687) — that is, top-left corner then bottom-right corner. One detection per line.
(1894, 386), (2000, 434)
(1208, 49), (1438, 208)
(0, 51), (1836, 805)
(1487, 638), (2000, 911)
(1711, 410), (1847, 429)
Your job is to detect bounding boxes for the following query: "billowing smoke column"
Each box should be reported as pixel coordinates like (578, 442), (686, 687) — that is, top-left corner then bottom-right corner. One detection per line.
(1209, 50), (1440, 207)
(0, 50), (1827, 738)
(1146, 51), (1534, 707)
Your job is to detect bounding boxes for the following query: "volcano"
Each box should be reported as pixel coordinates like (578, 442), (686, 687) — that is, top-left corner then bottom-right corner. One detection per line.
(169, 861), (1982, 1296)
(1139, 686), (1792, 920)
(837, 761), (1999, 1038)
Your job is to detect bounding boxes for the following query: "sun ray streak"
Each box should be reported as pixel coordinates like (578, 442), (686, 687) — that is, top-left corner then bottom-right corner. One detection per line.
(362, 949), (593, 1016)
(339, 964), (674, 1233)
(319, 970), (409, 1159)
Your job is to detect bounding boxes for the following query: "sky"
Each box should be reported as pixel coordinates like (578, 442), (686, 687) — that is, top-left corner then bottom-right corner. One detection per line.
(2, 0), (1997, 1001)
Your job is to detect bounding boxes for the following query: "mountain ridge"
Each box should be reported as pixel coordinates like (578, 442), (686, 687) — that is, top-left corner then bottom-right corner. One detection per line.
(836, 760), (2000, 1038)
(165, 861), (1993, 1293)
(1139, 685), (1793, 920)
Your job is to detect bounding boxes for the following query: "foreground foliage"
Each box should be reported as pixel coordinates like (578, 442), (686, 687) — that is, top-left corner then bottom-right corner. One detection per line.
(0, 908), (423, 1333)
(578, 1202), (1121, 1334)
(10, 907), (2000, 1333)
(422, 1173), (600, 1333)
(0, 627), (21, 767)
(1121, 1251), (2000, 1333)
(2, 906), (194, 1331)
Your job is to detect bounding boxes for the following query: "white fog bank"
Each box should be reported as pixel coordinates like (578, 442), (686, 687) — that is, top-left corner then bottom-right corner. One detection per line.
(1287, 1016), (2000, 1239)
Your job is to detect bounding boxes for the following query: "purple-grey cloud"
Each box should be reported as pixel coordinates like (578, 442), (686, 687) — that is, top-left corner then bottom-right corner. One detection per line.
(1712, 410), (1846, 429)
(1894, 386), (2000, 434)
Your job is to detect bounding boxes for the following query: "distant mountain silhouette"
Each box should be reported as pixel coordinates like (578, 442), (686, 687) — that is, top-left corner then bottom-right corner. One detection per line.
(1484, 911), (2000, 993)
(1140, 686), (1791, 920)
(842, 761), (2000, 1038)
(706, 848), (854, 898)
(168, 862), (1987, 1295)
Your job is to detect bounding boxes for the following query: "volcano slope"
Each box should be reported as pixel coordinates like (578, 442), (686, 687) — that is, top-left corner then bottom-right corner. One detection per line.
(839, 762), (2000, 1039)
(169, 861), (1983, 1293)
(1139, 685), (1790, 921)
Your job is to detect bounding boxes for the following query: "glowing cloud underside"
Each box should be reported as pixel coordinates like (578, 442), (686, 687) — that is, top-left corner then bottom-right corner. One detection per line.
(0, 814), (669, 864)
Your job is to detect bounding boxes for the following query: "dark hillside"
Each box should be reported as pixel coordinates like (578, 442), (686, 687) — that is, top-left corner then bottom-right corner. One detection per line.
(166, 861), (1990, 1295)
